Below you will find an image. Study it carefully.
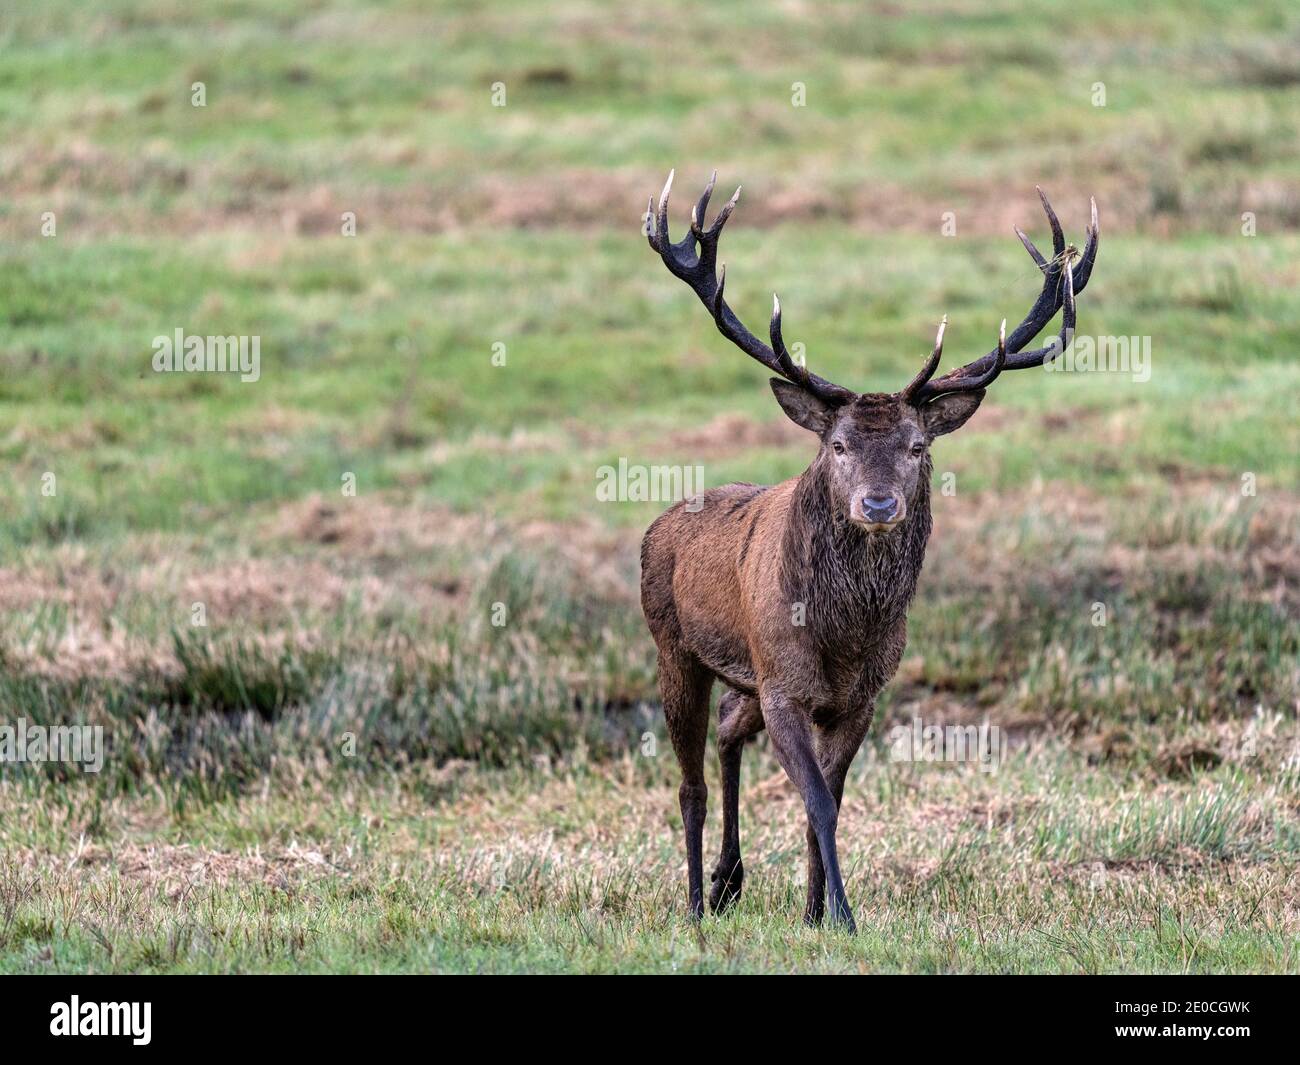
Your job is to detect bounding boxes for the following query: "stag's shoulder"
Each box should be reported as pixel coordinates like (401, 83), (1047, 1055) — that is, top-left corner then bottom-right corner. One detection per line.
(641, 480), (797, 576)
(644, 482), (771, 538)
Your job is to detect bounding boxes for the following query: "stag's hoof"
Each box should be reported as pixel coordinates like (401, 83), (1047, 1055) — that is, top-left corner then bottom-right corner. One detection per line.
(805, 899), (856, 933)
(828, 900), (857, 934)
(708, 859), (744, 914)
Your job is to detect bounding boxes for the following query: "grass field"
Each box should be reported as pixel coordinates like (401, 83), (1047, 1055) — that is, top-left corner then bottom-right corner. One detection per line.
(0, 0), (1298, 973)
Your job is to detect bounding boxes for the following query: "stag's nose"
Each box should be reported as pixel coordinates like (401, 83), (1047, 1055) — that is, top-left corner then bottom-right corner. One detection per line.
(862, 495), (899, 523)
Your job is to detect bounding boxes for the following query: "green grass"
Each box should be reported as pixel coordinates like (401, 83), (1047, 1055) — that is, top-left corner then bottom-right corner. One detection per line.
(0, 0), (1297, 972)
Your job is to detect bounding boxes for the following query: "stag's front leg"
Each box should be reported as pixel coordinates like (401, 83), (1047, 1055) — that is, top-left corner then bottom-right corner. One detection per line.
(803, 708), (873, 927)
(710, 690), (764, 914)
(760, 684), (856, 932)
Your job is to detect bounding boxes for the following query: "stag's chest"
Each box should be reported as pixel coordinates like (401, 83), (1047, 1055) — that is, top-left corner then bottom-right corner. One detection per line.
(801, 607), (910, 715)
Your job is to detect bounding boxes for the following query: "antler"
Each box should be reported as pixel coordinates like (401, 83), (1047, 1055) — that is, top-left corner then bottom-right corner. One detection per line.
(904, 188), (1097, 404)
(647, 170), (854, 406)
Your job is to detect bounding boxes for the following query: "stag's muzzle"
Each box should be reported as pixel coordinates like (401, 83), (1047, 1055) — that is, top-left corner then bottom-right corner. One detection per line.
(850, 493), (905, 530)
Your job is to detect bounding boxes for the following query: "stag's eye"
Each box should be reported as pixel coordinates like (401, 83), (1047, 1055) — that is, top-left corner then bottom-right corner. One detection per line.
(910, 442), (925, 456)
(831, 441), (845, 455)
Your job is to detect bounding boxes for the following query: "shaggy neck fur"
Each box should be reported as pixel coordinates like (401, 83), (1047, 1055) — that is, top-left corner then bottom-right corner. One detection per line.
(781, 456), (933, 642)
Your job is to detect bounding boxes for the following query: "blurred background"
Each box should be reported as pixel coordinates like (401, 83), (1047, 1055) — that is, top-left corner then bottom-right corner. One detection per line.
(0, 1), (1296, 972)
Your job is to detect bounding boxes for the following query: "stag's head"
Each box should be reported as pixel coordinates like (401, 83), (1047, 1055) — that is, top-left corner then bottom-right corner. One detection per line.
(647, 170), (1099, 533)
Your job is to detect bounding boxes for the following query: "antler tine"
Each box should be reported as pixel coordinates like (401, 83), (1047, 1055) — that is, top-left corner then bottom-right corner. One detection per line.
(914, 319), (1007, 400)
(690, 170), (717, 238)
(901, 315), (947, 401)
(969, 318), (1008, 390)
(708, 185), (742, 238)
(655, 169), (675, 251)
(646, 169), (854, 406)
(908, 190), (1098, 402)
(770, 293), (812, 386)
(1074, 196), (1100, 291)
(696, 184), (738, 278)
(1013, 225), (1048, 272)
(1037, 186), (1065, 258)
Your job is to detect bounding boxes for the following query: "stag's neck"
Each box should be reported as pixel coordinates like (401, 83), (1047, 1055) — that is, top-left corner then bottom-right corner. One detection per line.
(781, 462), (932, 636)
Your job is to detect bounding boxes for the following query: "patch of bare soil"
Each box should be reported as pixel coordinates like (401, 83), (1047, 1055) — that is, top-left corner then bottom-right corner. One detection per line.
(267, 492), (465, 553)
(59, 841), (348, 895)
(5, 621), (171, 685)
(0, 152), (1195, 238)
(424, 428), (567, 466)
(668, 412), (807, 459)
(177, 558), (382, 620)
(266, 491), (637, 600)
(0, 547), (127, 616)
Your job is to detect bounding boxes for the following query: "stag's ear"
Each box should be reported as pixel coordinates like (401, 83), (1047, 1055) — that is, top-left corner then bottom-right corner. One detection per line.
(919, 390), (985, 438)
(770, 379), (834, 434)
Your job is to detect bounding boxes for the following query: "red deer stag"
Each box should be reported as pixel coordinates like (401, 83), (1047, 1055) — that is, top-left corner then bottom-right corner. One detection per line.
(641, 170), (1098, 930)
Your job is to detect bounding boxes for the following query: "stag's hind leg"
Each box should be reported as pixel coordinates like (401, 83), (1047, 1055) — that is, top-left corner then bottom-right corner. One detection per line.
(658, 649), (713, 920)
(710, 689), (764, 914)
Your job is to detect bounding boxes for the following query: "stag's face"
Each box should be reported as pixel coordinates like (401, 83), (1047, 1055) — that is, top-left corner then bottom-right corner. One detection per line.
(824, 396), (927, 530)
(771, 382), (984, 533)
